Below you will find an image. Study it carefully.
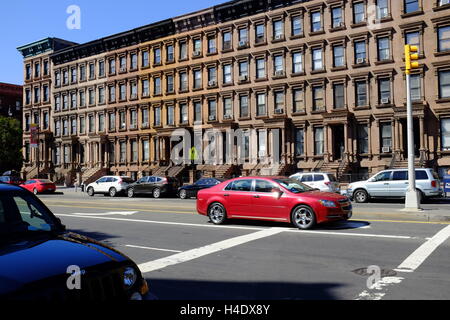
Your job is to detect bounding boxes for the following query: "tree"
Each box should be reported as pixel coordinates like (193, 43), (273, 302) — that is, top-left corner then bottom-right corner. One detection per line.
(0, 116), (23, 173)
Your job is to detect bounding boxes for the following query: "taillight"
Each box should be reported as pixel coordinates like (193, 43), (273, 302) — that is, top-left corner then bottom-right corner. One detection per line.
(161, 178), (168, 184)
(431, 180), (437, 188)
(324, 182), (331, 185)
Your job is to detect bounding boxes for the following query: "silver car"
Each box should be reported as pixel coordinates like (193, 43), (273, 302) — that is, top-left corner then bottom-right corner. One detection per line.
(289, 172), (340, 193)
(346, 168), (442, 203)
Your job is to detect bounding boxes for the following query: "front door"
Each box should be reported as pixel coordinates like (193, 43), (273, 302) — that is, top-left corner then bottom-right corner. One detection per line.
(251, 179), (288, 221)
(333, 125), (345, 160)
(223, 179), (253, 216)
(366, 171), (392, 197)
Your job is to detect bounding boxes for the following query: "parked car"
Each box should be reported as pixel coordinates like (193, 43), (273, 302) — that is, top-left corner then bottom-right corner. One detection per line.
(85, 176), (134, 197)
(346, 168), (443, 203)
(290, 172), (340, 193)
(0, 176), (24, 186)
(0, 183), (150, 300)
(178, 178), (225, 199)
(197, 176), (352, 230)
(20, 179), (56, 195)
(126, 176), (180, 198)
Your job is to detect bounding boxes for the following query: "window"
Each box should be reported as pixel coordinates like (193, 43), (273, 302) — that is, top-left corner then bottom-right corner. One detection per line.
(130, 140), (138, 163)
(180, 103), (189, 124)
(119, 111), (126, 130)
(130, 82), (138, 99)
(333, 45), (345, 67)
(63, 95), (68, 110)
(180, 72), (188, 91)
(43, 85), (49, 102)
(314, 127), (324, 155)
(258, 130), (267, 158)
(378, 78), (391, 103)
(154, 107), (161, 126)
(208, 100), (217, 120)
(54, 120), (60, 136)
(88, 115), (94, 133)
(256, 58), (266, 79)
(167, 106), (175, 125)
(355, 81), (368, 106)
(26, 65), (31, 80)
(70, 92), (77, 108)
(142, 51), (149, 67)
(79, 91), (85, 107)
(98, 114), (105, 132)
(167, 45), (174, 62)
(142, 109), (149, 126)
(357, 124), (369, 154)
(293, 88), (305, 113)
(109, 113), (116, 130)
(71, 68), (77, 83)
(404, 0), (419, 13)
(194, 102), (202, 123)
(109, 86), (116, 102)
(119, 84), (126, 101)
(89, 63), (95, 79)
(377, 37), (390, 61)
(274, 55), (284, 75)
(274, 91), (285, 111)
(406, 31), (421, 54)
(55, 72), (61, 86)
(63, 70), (68, 85)
(291, 16), (303, 36)
(239, 61), (249, 78)
(34, 63), (40, 78)
(239, 95), (249, 118)
(154, 48), (161, 65)
(194, 69), (202, 89)
(131, 53), (138, 69)
(223, 64), (232, 84)
(295, 128), (304, 156)
(312, 48), (323, 71)
(292, 52), (303, 74)
(225, 179), (252, 192)
(167, 75), (174, 93)
(333, 83), (345, 109)
(143, 140), (150, 162)
(377, 0), (389, 19)
(311, 11), (322, 32)
(256, 24), (266, 43)
(239, 28), (249, 44)
(79, 65), (86, 81)
(208, 37), (216, 54)
(179, 42), (187, 60)
(99, 60), (105, 77)
(142, 79), (149, 97)
(25, 89), (31, 105)
(441, 119), (450, 151)
(154, 77), (161, 95)
(120, 142), (126, 163)
(380, 123), (392, 150)
(208, 67), (217, 83)
(79, 117), (85, 134)
(312, 86), (324, 111)
(438, 26), (450, 52)
(355, 40), (367, 62)
(257, 93), (266, 116)
(332, 7), (343, 28)
(223, 98), (233, 117)
(223, 31), (232, 50)
(410, 74), (422, 101)
(43, 112), (49, 130)
(255, 180), (276, 193)
(439, 70), (450, 99)
(193, 39), (202, 55)
(130, 110), (137, 128)
(353, 2), (366, 24)
(98, 87), (105, 104)
(273, 20), (284, 39)
(109, 59), (116, 74)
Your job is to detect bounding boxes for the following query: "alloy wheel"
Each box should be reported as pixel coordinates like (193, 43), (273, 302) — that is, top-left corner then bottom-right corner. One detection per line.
(209, 203), (226, 225)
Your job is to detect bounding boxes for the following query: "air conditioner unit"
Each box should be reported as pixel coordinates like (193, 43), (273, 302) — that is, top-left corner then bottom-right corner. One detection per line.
(130, 94), (137, 99)
(239, 41), (248, 48)
(223, 41), (232, 49)
(208, 80), (217, 87)
(274, 34), (284, 40)
(130, 124), (137, 129)
(356, 58), (366, 64)
(223, 114), (233, 120)
(382, 146), (391, 153)
(441, 0), (450, 4)
(239, 75), (248, 82)
(120, 67), (126, 72)
(275, 70), (285, 77)
(193, 51), (201, 57)
(381, 98), (390, 104)
(209, 115), (216, 121)
(274, 108), (284, 114)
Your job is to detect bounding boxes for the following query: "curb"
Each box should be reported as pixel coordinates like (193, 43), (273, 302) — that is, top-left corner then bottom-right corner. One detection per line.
(353, 209), (450, 223)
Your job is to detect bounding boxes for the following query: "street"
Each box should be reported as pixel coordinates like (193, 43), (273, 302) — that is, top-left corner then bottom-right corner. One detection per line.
(38, 190), (450, 300)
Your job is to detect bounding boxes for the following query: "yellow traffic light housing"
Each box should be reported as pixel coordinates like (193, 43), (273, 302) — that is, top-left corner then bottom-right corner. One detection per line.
(405, 45), (419, 74)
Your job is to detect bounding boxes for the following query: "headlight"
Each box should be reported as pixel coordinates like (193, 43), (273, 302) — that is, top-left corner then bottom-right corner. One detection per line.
(348, 184), (353, 190)
(123, 267), (137, 289)
(319, 200), (338, 208)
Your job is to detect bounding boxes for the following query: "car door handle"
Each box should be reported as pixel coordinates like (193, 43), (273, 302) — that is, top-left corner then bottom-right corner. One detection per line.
(253, 195), (260, 198)
(223, 194), (230, 197)
(384, 183), (389, 185)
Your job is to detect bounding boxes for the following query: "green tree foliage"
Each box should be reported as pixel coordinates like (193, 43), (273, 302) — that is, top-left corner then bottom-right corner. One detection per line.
(0, 116), (23, 173)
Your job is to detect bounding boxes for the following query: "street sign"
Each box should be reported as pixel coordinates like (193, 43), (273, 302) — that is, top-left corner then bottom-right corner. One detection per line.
(444, 175), (450, 194)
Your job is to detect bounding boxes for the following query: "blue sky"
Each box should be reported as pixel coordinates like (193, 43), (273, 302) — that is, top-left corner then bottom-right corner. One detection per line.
(0, 0), (226, 85)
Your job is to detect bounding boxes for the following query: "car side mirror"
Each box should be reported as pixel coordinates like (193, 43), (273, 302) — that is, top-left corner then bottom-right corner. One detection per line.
(271, 187), (283, 199)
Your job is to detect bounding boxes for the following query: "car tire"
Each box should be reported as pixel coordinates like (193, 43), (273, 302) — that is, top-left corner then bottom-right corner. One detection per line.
(291, 205), (317, 230)
(179, 189), (187, 199)
(127, 188), (135, 198)
(33, 188), (38, 195)
(153, 188), (161, 199)
(354, 189), (369, 203)
(109, 187), (117, 198)
(87, 187), (95, 197)
(208, 202), (227, 225)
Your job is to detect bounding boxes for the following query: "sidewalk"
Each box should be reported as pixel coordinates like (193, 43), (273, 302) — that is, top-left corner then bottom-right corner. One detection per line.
(352, 206), (450, 223)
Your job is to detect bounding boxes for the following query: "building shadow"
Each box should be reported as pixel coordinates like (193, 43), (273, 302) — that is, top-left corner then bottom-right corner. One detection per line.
(144, 278), (343, 300)
(66, 228), (120, 245)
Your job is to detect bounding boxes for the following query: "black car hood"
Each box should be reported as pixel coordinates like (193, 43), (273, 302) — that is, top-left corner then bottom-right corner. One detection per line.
(0, 232), (129, 295)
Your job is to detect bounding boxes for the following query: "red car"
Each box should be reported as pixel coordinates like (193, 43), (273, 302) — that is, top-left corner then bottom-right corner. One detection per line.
(197, 176), (352, 230)
(20, 179), (57, 195)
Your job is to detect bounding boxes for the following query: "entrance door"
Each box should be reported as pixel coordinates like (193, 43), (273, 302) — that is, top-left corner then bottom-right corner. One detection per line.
(333, 125), (345, 160)
(401, 118), (420, 158)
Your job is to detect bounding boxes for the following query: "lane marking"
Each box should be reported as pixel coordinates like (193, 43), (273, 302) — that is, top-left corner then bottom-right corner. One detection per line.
(137, 228), (285, 274)
(125, 245), (182, 253)
(48, 204), (195, 215)
(356, 225), (450, 300)
(56, 213), (421, 240)
(72, 211), (138, 216)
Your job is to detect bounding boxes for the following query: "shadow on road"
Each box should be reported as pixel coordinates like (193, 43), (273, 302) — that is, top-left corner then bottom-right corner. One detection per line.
(145, 278), (343, 300)
(66, 228), (120, 246)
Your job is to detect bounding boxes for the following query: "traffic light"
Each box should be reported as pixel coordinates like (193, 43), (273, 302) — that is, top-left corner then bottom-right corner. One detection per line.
(405, 45), (419, 74)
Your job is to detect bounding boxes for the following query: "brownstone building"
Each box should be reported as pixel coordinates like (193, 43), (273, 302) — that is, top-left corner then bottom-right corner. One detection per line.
(18, 0), (450, 185)
(0, 82), (22, 121)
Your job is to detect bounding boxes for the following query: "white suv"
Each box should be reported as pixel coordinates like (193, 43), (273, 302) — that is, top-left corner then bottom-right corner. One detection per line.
(347, 168), (443, 203)
(289, 172), (340, 193)
(86, 176), (135, 197)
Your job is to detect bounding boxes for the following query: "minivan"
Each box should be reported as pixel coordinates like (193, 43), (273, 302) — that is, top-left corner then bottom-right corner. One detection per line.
(290, 172), (340, 193)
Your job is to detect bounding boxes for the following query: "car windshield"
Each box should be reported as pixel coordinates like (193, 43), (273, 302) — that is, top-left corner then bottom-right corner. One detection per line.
(274, 178), (314, 194)
(0, 192), (61, 239)
(38, 179), (52, 183)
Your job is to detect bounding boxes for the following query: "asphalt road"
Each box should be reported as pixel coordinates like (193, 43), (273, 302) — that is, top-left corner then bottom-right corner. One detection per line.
(37, 191), (450, 300)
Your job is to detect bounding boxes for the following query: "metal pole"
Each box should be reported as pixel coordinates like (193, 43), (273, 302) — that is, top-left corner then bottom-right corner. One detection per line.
(404, 72), (421, 210)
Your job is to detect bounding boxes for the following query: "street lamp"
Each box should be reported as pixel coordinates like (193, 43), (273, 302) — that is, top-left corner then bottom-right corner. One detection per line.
(404, 44), (421, 211)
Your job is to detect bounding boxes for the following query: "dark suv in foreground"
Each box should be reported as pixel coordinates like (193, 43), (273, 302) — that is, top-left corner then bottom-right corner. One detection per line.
(127, 176), (179, 198)
(0, 183), (150, 301)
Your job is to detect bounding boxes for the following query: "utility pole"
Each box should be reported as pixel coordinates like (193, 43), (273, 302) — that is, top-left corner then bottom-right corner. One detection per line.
(404, 44), (421, 211)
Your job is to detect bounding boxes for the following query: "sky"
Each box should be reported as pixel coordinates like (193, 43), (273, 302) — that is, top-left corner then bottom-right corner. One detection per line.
(0, 0), (226, 85)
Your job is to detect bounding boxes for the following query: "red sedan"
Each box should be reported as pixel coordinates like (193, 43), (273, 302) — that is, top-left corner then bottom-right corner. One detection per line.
(20, 179), (57, 195)
(197, 176), (352, 230)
